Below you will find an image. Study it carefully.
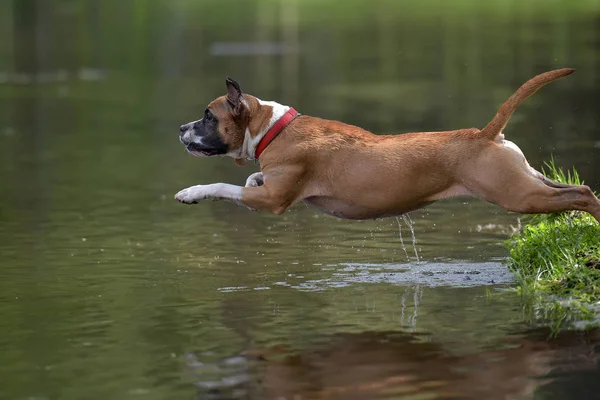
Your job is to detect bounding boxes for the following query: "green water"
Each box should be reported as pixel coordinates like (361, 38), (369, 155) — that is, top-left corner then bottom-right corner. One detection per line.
(1, 1), (600, 399)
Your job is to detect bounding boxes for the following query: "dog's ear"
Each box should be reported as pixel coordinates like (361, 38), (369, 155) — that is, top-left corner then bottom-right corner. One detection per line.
(226, 77), (246, 117)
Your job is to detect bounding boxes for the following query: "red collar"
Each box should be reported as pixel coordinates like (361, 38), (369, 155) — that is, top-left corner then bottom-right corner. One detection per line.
(254, 107), (298, 159)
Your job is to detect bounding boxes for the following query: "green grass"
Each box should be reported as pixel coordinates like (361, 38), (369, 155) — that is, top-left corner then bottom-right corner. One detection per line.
(505, 159), (600, 305)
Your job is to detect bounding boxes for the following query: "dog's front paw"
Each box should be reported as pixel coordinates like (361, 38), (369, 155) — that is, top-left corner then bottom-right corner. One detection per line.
(245, 172), (264, 187)
(175, 185), (206, 204)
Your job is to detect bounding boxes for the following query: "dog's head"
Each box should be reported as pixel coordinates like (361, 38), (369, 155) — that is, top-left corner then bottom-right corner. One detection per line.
(179, 78), (277, 164)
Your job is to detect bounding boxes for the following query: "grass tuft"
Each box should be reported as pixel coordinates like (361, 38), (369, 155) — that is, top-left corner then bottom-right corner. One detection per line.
(505, 158), (600, 305)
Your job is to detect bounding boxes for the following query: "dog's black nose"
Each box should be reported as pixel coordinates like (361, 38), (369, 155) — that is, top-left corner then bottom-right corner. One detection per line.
(180, 124), (188, 133)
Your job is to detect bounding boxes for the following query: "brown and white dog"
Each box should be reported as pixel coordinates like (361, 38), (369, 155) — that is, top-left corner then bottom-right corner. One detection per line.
(176, 69), (600, 223)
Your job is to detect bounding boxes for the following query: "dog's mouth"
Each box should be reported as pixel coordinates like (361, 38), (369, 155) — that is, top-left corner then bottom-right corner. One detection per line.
(179, 130), (229, 157)
(184, 141), (220, 157)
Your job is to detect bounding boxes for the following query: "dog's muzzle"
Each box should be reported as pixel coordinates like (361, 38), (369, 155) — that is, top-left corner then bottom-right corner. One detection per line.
(179, 128), (219, 157)
(179, 123), (192, 143)
(178, 119), (228, 157)
(180, 122), (193, 134)
(179, 122), (198, 147)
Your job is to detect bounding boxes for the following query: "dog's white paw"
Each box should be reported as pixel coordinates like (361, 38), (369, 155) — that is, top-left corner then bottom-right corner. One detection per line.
(175, 185), (206, 204)
(245, 172), (264, 187)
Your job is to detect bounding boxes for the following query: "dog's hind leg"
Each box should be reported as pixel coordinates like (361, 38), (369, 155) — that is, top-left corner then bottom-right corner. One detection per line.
(463, 152), (600, 222)
(538, 174), (577, 189)
(475, 176), (600, 222)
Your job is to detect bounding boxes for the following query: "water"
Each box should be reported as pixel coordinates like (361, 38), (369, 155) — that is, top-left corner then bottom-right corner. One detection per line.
(395, 215), (420, 262)
(403, 214), (420, 262)
(395, 216), (410, 261)
(1, 1), (600, 399)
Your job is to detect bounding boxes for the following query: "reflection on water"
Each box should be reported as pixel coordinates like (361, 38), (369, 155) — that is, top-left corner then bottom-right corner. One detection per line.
(1, 0), (600, 399)
(187, 328), (600, 400)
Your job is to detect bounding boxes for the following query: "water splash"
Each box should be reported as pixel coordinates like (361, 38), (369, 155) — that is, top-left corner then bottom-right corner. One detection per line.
(396, 215), (420, 262)
(395, 217), (409, 260)
(404, 214), (420, 261)
(402, 214), (420, 262)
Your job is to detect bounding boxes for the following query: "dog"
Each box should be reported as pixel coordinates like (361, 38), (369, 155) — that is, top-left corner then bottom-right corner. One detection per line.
(176, 69), (600, 223)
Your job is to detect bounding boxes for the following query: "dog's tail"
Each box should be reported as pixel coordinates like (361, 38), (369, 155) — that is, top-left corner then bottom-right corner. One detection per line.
(480, 68), (575, 140)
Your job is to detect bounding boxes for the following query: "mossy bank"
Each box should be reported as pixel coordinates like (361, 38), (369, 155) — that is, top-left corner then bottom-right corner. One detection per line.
(505, 161), (600, 308)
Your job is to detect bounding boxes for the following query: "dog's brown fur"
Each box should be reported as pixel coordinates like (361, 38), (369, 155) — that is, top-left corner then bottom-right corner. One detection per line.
(176, 69), (600, 223)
